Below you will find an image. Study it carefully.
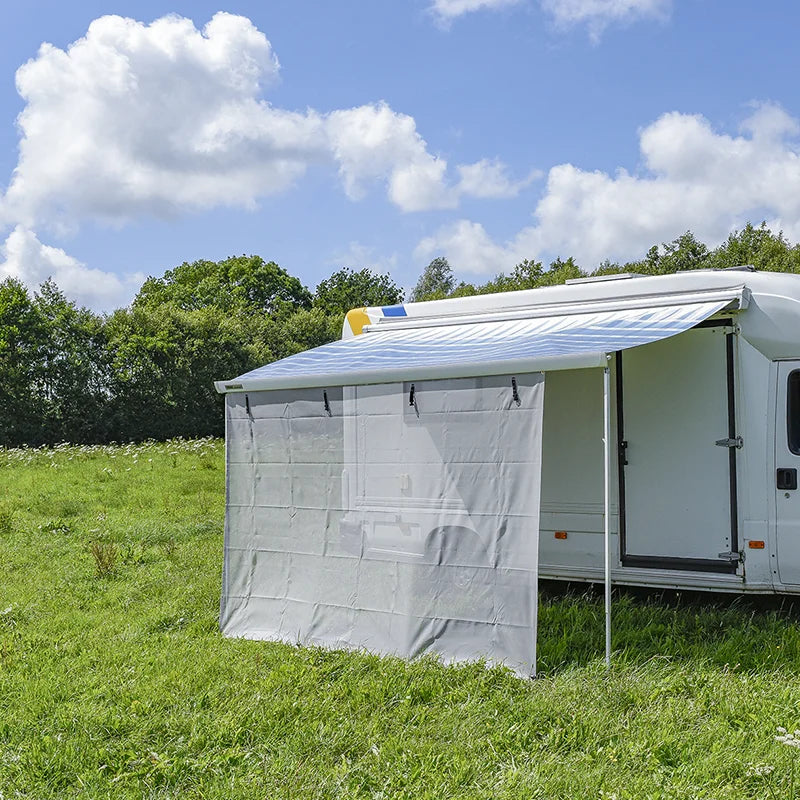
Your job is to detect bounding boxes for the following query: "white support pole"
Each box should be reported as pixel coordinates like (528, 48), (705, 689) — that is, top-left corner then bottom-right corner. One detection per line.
(603, 362), (612, 669)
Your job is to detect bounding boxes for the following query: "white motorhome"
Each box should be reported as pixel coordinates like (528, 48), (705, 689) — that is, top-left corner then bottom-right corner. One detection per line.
(337, 268), (800, 595)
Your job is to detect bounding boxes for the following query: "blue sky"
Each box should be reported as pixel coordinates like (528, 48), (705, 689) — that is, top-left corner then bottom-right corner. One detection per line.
(0, 0), (798, 309)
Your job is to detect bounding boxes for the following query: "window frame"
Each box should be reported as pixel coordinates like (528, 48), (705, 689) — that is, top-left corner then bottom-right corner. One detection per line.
(788, 370), (800, 456)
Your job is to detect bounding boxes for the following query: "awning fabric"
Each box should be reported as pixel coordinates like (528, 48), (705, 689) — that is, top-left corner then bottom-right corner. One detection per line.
(217, 295), (735, 392)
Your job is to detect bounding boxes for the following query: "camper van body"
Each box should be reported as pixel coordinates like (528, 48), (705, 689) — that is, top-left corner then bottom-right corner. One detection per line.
(339, 269), (800, 595)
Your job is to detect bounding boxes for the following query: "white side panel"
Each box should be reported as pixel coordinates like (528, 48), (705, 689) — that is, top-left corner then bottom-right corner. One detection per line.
(222, 375), (544, 677)
(538, 338), (779, 593)
(776, 362), (800, 585)
(623, 326), (732, 562)
(538, 368), (618, 573)
(736, 340), (773, 587)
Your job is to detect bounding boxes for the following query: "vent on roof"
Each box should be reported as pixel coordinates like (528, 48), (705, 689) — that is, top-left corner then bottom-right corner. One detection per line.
(565, 272), (644, 285)
(718, 264), (756, 272)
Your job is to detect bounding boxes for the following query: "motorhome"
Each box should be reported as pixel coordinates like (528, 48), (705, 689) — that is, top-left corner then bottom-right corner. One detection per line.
(215, 266), (800, 672)
(331, 267), (800, 595)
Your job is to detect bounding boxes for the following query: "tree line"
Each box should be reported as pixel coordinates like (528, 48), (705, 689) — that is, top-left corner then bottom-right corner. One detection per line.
(1, 223), (798, 446)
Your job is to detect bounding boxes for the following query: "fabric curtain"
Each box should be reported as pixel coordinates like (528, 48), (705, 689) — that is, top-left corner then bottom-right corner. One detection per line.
(221, 373), (545, 676)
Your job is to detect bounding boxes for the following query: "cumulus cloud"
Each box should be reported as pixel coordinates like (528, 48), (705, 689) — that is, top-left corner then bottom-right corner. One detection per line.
(0, 226), (141, 309)
(2, 12), (526, 229)
(456, 159), (540, 199)
(430, 0), (523, 24)
(416, 219), (517, 274)
(0, 11), (533, 308)
(329, 242), (399, 276)
(5, 13), (296, 228)
(416, 104), (800, 273)
(430, 0), (670, 36)
(541, 0), (670, 38)
(326, 103), (456, 211)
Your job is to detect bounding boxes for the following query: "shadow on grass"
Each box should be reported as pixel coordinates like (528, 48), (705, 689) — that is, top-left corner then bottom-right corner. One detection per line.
(537, 580), (800, 675)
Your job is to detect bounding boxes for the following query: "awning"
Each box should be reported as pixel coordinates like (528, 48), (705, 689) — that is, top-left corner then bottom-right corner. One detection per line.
(216, 289), (744, 393)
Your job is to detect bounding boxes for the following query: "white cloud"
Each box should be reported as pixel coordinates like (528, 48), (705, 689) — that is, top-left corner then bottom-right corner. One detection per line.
(4, 13), (318, 229)
(3, 13), (525, 229)
(541, 0), (670, 38)
(0, 226), (141, 309)
(416, 219), (519, 274)
(456, 159), (540, 199)
(0, 12), (532, 309)
(430, 0), (670, 37)
(329, 242), (399, 276)
(416, 104), (800, 273)
(431, 0), (523, 24)
(326, 102), (457, 211)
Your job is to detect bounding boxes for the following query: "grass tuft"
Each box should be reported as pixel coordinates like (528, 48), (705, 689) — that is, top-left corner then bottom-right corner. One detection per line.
(0, 502), (15, 535)
(89, 539), (119, 577)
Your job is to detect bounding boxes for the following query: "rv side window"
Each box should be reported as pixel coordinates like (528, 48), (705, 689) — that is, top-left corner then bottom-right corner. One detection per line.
(789, 371), (800, 455)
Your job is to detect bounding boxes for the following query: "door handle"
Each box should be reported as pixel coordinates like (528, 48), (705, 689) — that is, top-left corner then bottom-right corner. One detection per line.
(777, 468), (798, 490)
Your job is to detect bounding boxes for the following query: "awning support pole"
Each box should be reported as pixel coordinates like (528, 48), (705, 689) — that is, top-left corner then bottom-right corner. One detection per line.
(603, 362), (612, 669)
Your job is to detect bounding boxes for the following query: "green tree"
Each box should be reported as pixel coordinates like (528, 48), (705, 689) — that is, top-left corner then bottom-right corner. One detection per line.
(628, 232), (710, 275)
(706, 223), (800, 273)
(480, 259), (545, 294)
(33, 281), (110, 443)
(591, 259), (624, 277)
(313, 267), (403, 315)
(537, 257), (585, 286)
(410, 257), (455, 301)
(448, 281), (479, 298)
(247, 309), (343, 365)
(105, 305), (256, 441)
(135, 255), (312, 317)
(0, 279), (47, 445)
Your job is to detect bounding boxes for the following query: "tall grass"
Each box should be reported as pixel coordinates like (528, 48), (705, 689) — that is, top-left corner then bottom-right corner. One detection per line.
(1, 440), (800, 798)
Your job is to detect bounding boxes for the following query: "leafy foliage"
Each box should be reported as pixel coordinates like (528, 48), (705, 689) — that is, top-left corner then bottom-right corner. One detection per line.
(1, 225), (799, 445)
(410, 256), (455, 301)
(0, 258), (400, 444)
(707, 222), (800, 273)
(0, 279), (110, 445)
(313, 267), (403, 315)
(134, 255), (312, 317)
(0, 278), (47, 445)
(104, 304), (255, 441)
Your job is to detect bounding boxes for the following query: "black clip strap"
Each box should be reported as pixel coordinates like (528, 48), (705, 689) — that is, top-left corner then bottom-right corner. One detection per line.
(323, 390), (332, 417)
(245, 393), (252, 418)
(511, 377), (521, 407)
(409, 384), (419, 417)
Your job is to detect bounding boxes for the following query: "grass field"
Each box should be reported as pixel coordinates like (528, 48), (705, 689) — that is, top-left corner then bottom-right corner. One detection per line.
(2, 440), (800, 798)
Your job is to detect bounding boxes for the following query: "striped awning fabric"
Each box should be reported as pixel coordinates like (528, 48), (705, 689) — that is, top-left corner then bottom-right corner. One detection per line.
(216, 297), (733, 392)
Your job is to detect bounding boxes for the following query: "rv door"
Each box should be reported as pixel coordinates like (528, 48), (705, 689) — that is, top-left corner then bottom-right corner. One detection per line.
(619, 323), (740, 573)
(776, 363), (800, 585)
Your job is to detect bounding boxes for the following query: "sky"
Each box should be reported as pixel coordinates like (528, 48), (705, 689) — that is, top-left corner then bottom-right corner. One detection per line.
(0, 0), (798, 310)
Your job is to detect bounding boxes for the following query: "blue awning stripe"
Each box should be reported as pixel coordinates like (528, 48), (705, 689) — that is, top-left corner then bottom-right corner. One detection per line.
(381, 305), (407, 317)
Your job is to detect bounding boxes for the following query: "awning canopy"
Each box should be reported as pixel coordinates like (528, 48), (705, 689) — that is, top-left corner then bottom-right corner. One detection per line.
(216, 289), (744, 393)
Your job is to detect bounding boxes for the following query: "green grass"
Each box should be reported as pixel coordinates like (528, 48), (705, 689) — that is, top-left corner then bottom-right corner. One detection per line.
(2, 440), (800, 798)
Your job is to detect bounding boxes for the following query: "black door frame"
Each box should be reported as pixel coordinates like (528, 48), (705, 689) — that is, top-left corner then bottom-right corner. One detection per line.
(616, 318), (740, 574)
